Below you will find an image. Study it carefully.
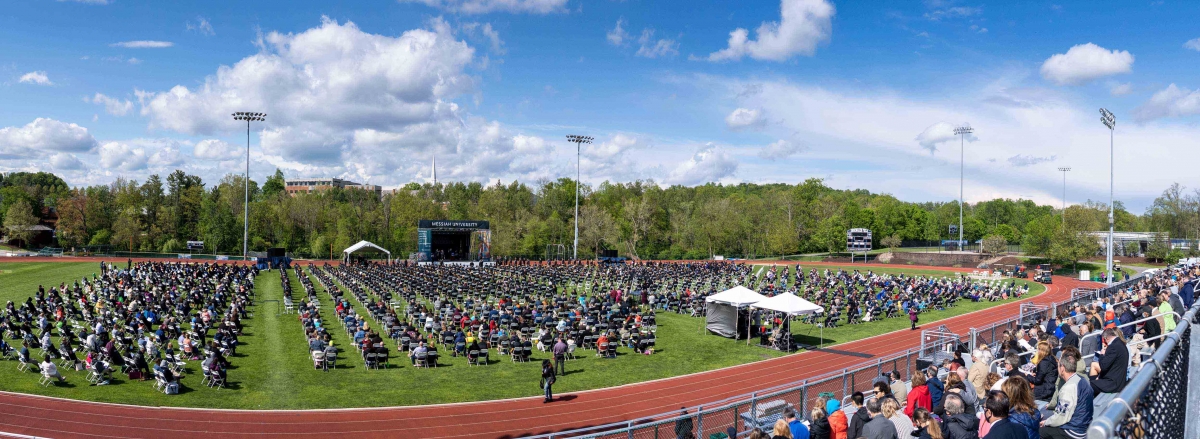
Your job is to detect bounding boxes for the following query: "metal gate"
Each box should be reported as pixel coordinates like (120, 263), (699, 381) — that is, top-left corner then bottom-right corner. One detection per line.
(1071, 287), (1098, 299)
(545, 244), (567, 261)
(1018, 302), (1052, 329)
(919, 325), (959, 365)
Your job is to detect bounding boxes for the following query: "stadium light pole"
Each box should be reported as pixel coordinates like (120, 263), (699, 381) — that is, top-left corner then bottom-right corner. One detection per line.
(953, 125), (973, 252)
(1058, 167), (1071, 228)
(1100, 108), (1115, 285)
(232, 112), (266, 262)
(566, 134), (593, 260)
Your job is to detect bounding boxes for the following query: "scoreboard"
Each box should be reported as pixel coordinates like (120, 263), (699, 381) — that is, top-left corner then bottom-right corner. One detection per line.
(846, 228), (872, 253)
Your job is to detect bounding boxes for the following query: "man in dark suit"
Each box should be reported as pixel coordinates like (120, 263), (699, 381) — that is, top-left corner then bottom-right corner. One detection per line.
(1090, 328), (1128, 413)
(983, 390), (1028, 439)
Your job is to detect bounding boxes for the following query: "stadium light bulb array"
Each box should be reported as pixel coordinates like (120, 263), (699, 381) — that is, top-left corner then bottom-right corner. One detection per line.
(565, 135), (593, 144)
(231, 112), (267, 122)
(1058, 167), (1071, 172)
(1099, 108), (1115, 129)
(953, 126), (973, 136)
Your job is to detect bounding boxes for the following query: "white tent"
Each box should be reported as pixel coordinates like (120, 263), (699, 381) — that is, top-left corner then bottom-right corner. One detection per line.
(705, 285), (767, 306)
(704, 285), (766, 338)
(751, 293), (824, 316)
(749, 292), (826, 349)
(343, 240), (391, 263)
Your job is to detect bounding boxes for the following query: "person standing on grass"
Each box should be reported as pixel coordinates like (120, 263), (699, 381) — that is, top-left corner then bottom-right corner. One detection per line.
(910, 306), (919, 330)
(540, 359), (556, 403)
(552, 337), (568, 375)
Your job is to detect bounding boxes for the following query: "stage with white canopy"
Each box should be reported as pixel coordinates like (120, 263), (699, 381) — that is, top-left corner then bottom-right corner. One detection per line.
(747, 292), (825, 349)
(704, 285), (767, 338)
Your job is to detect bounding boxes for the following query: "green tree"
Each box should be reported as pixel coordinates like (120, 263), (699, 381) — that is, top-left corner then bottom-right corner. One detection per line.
(262, 169), (286, 198)
(1022, 215), (1059, 257)
(881, 234), (902, 251)
(3, 200), (38, 248)
(1049, 229), (1100, 274)
(1145, 234), (1170, 262)
(110, 206), (143, 252)
(981, 234), (1008, 255)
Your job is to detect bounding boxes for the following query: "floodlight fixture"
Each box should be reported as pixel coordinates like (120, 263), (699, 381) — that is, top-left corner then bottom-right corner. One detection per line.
(953, 125), (974, 252)
(231, 111), (267, 261)
(1058, 167), (1071, 228)
(1099, 108), (1115, 284)
(566, 134), (594, 260)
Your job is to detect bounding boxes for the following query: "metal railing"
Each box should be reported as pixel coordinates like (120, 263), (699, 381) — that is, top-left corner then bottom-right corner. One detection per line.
(1088, 298), (1198, 439)
(527, 272), (1153, 439)
(524, 347), (925, 439)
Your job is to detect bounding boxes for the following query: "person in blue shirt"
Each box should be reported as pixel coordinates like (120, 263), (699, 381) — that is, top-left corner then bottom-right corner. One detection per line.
(925, 366), (944, 409)
(784, 407), (810, 439)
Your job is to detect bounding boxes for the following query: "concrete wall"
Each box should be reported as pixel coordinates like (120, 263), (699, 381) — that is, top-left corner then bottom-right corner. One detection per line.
(878, 252), (987, 267)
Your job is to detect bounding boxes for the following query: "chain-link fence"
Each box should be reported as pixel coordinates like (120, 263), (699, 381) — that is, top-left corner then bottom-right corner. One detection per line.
(1089, 299), (1198, 439)
(533, 348), (922, 439)
(531, 272), (1156, 439)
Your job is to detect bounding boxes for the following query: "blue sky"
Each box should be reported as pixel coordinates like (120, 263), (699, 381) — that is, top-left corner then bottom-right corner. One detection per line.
(2, 0), (1199, 211)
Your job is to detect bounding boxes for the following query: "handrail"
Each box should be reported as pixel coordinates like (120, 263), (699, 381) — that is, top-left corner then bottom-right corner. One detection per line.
(530, 271), (1158, 439)
(1087, 301), (1198, 439)
(1076, 312), (1181, 357)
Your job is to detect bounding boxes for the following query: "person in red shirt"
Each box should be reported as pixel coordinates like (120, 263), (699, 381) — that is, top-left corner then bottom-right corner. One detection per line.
(905, 372), (933, 419)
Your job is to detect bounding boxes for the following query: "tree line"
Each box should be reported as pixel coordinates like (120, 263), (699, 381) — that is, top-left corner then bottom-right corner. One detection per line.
(2, 170), (1198, 264)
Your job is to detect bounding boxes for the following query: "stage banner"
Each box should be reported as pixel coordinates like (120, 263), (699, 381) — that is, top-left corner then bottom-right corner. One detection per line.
(417, 220), (490, 230)
(418, 229), (432, 254)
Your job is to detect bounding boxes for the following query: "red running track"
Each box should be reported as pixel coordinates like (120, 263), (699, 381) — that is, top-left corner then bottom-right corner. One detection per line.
(0, 263), (1097, 439)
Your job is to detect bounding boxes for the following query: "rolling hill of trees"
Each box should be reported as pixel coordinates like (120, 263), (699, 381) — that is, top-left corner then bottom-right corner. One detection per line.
(2, 170), (1197, 264)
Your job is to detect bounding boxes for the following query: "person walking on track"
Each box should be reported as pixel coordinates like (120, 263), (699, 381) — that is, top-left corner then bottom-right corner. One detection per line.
(541, 359), (556, 403)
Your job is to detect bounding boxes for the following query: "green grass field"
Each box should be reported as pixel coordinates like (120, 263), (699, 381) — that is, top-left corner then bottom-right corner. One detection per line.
(0, 261), (1043, 409)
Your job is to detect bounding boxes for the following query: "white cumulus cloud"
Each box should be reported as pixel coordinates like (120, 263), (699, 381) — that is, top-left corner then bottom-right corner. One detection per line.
(187, 17), (215, 36)
(635, 29), (679, 59)
(915, 122), (975, 153)
(49, 153), (84, 170)
(0, 118), (98, 154)
(1132, 83), (1200, 122)
(758, 139), (806, 159)
(194, 139), (242, 160)
(1184, 38), (1200, 51)
(1007, 154), (1056, 167)
(1040, 43), (1133, 86)
(85, 93), (134, 116)
(607, 18), (629, 46)
(725, 108), (765, 130)
(98, 142), (149, 171)
(398, 0), (568, 14)
(18, 71), (52, 86)
(110, 40), (174, 48)
(707, 0), (835, 62)
(667, 143), (738, 185)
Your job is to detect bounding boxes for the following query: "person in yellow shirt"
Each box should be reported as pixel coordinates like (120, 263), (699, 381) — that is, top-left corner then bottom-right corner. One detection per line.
(1159, 292), (1176, 332)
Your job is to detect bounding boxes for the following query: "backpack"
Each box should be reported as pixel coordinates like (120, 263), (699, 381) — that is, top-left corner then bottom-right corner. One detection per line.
(165, 382), (179, 394)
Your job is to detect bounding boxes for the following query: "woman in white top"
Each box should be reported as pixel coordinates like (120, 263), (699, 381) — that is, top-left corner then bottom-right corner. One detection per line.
(40, 356), (65, 383)
(881, 397), (913, 438)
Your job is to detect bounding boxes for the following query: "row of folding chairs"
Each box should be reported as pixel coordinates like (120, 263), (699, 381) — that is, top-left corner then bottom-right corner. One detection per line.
(410, 351), (437, 368)
(465, 349), (491, 366)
